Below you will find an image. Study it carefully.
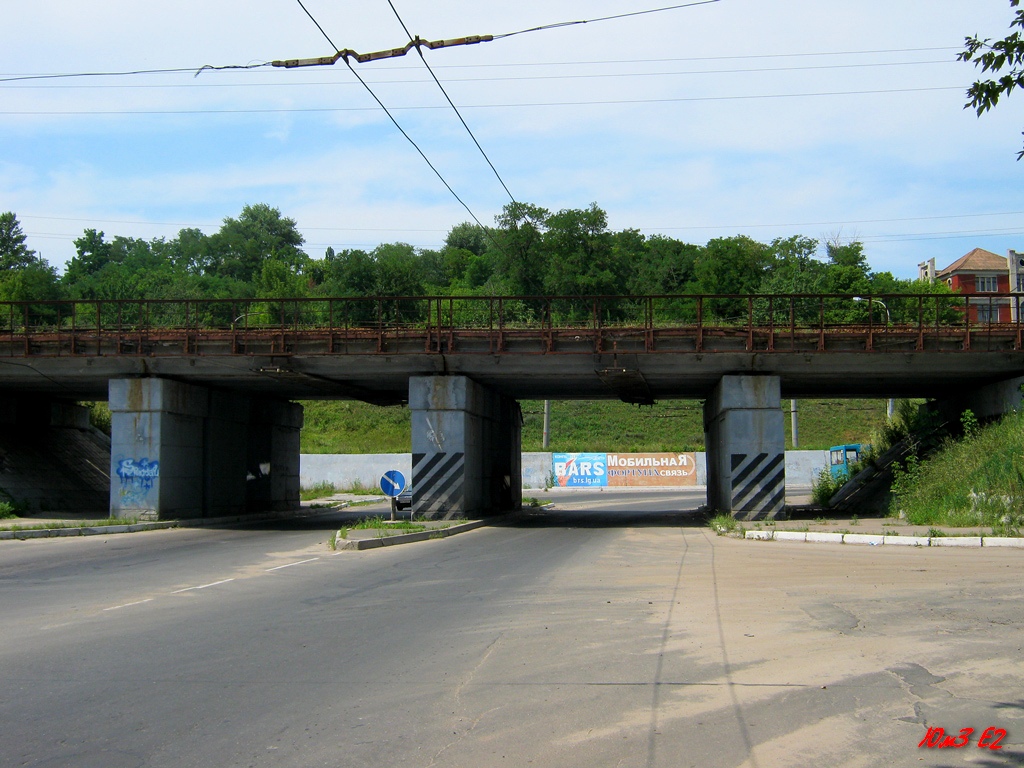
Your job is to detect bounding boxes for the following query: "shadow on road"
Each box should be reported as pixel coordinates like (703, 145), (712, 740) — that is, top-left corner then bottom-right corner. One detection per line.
(497, 507), (710, 529)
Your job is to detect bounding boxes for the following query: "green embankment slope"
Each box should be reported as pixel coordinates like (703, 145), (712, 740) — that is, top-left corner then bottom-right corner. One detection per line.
(890, 409), (1024, 534)
(299, 398), (890, 454)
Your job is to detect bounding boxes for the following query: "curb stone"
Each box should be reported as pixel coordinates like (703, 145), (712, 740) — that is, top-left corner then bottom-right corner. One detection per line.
(743, 530), (1022, 548)
(0, 505), (350, 541)
(336, 520), (486, 551)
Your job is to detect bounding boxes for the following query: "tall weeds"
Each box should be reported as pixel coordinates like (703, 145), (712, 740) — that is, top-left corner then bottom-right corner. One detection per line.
(889, 409), (1024, 533)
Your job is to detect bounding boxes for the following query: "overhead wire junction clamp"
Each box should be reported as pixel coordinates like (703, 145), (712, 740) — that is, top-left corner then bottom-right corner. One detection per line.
(271, 35), (494, 69)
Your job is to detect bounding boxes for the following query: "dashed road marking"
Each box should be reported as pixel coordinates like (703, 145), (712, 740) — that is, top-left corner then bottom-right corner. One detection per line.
(266, 557), (320, 572)
(171, 578), (235, 594)
(103, 598), (154, 612)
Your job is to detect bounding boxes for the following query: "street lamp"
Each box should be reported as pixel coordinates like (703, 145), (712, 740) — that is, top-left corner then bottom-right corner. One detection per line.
(853, 297), (895, 419)
(852, 296), (891, 324)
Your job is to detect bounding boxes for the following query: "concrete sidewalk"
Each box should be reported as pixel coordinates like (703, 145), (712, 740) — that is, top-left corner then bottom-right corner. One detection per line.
(3, 492), (1021, 548)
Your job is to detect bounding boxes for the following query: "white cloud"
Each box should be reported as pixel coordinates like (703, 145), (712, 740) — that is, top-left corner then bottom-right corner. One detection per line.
(3, 1), (1023, 276)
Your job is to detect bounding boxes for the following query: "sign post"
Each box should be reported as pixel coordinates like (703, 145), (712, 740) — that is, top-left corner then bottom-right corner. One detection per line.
(379, 470), (407, 521)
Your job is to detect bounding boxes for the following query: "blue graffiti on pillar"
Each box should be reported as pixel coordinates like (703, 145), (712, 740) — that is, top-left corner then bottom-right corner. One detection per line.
(116, 457), (160, 505)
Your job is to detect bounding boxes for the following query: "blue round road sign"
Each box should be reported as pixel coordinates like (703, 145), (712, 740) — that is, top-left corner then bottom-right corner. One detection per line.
(379, 470), (407, 498)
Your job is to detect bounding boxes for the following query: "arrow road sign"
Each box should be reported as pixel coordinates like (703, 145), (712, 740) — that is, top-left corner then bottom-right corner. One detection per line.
(379, 470), (407, 498)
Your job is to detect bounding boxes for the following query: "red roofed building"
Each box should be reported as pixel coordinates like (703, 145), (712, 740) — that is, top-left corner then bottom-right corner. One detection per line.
(919, 248), (1024, 323)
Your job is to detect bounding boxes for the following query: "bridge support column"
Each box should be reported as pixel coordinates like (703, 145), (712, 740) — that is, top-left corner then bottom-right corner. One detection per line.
(704, 375), (786, 520)
(109, 378), (302, 520)
(409, 376), (521, 519)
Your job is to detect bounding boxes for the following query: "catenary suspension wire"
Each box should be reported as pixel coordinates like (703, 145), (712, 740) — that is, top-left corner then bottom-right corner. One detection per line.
(494, 0), (721, 40)
(0, 64), (270, 84)
(271, 1), (723, 69)
(385, 0), (516, 203)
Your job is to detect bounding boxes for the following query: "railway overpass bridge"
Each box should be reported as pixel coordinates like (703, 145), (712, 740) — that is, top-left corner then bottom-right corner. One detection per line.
(2, 293), (1023, 521)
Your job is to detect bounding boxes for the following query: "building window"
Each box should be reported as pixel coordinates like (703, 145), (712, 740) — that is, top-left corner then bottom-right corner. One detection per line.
(977, 303), (998, 324)
(976, 275), (998, 292)
(1017, 274), (1024, 292)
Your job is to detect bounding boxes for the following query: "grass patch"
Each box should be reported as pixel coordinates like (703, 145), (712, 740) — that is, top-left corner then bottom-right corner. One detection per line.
(351, 516), (414, 530)
(300, 480), (384, 501)
(708, 513), (740, 536)
(300, 481), (338, 501)
(0, 516), (142, 532)
(300, 398), (890, 454)
(345, 516), (436, 538)
(890, 409), (1024, 529)
(0, 502), (17, 520)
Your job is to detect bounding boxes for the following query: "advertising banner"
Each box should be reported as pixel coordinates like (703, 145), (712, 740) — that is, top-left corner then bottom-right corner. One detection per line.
(552, 452), (697, 488)
(552, 453), (608, 488)
(607, 452), (697, 486)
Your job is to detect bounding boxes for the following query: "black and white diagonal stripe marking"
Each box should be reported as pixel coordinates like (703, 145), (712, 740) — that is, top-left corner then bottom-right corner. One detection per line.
(730, 452), (785, 520)
(412, 451), (465, 518)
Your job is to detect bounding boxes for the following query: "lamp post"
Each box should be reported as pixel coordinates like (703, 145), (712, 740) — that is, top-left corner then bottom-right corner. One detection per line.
(852, 296), (890, 324)
(853, 297), (895, 419)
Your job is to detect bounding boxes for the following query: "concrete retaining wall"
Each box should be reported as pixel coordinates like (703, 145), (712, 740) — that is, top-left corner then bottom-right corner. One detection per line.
(301, 450), (828, 490)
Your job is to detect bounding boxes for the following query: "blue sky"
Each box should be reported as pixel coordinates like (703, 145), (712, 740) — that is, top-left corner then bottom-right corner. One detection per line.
(3, 1), (1023, 279)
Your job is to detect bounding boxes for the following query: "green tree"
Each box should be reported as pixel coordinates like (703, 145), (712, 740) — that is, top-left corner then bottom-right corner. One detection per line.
(445, 222), (489, 256)
(63, 229), (113, 286)
(960, 0), (1024, 158)
(0, 212), (37, 270)
(167, 228), (213, 275)
(491, 202), (550, 296)
(372, 243), (424, 297)
(824, 239), (872, 296)
(541, 204), (620, 299)
(207, 204), (307, 282)
(0, 260), (62, 303)
(626, 234), (700, 296)
(321, 249), (376, 296)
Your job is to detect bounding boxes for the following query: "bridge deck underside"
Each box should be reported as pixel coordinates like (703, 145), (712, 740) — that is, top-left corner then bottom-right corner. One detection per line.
(1, 324), (1022, 403)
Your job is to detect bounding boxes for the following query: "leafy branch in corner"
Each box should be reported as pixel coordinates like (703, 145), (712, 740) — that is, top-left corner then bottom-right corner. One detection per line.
(959, 0), (1024, 159)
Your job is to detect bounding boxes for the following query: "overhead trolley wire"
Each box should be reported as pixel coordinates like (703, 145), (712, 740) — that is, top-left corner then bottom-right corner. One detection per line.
(291, 0), (495, 237)
(295, 0), (340, 51)
(282, 0), (722, 248)
(384, 0), (517, 203)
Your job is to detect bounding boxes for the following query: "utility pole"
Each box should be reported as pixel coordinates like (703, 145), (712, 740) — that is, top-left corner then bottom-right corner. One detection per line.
(790, 399), (798, 449)
(542, 400), (551, 450)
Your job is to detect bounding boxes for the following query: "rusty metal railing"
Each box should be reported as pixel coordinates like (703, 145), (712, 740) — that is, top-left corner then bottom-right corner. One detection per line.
(1, 293), (1021, 357)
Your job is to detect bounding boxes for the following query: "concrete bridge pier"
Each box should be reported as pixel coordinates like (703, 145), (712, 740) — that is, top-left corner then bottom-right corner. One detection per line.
(409, 376), (522, 520)
(109, 378), (302, 520)
(704, 375), (786, 520)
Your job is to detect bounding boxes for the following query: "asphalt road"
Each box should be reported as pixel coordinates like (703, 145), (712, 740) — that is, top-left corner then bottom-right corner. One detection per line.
(1, 491), (1021, 768)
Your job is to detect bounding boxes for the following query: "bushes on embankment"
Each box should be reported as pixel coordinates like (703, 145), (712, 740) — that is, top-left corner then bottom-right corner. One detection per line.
(889, 409), (1024, 535)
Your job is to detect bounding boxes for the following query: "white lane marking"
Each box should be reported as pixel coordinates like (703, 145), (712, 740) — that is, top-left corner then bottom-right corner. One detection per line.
(103, 598), (154, 612)
(266, 557), (320, 572)
(171, 578), (235, 594)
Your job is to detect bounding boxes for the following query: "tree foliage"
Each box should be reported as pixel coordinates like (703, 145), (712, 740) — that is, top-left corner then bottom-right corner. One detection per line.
(960, 0), (1024, 158)
(1, 202), (944, 323)
(0, 212), (38, 270)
